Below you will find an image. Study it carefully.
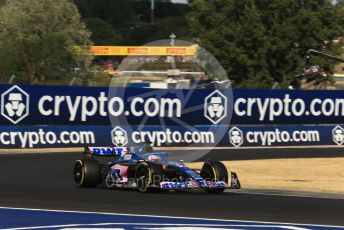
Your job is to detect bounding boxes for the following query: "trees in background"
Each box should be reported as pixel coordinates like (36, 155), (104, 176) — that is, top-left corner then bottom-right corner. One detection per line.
(0, 0), (92, 84)
(74, 0), (192, 45)
(84, 18), (123, 45)
(187, 0), (344, 88)
(0, 0), (342, 88)
(0, 0), (191, 85)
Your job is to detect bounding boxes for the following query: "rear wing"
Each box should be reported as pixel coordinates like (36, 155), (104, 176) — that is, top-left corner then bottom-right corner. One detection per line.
(84, 146), (128, 158)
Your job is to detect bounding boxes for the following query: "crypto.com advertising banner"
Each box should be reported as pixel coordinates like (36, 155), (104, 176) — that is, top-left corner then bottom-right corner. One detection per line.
(0, 84), (232, 126)
(0, 125), (343, 148)
(2, 84), (344, 125)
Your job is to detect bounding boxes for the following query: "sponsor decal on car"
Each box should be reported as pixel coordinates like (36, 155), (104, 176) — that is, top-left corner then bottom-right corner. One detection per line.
(160, 180), (226, 189)
(89, 147), (127, 156)
(160, 181), (198, 189)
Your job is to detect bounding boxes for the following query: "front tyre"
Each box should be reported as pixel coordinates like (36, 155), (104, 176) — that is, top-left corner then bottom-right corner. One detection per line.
(135, 162), (163, 192)
(74, 159), (101, 187)
(200, 160), (228, 193)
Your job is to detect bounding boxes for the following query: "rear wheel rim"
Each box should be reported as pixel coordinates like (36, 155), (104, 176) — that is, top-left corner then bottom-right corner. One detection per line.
(74, 162), (84, 185)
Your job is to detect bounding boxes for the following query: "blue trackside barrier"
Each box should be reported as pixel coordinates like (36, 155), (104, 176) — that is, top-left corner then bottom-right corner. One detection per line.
(1, 84), (344, 148)
(0, 125), (343, 148)
(1, 84), (344, 125)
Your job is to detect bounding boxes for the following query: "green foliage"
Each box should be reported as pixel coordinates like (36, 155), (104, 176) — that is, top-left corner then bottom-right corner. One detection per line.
(154, 16), (191, 40)
(0, 0), (92, 84)
(84, 18), (123, 45)
(74, 0), (136, 31)
(187, 0), (344, 88)
(74, 0), (191, 45)
(124, 16), (191, 45)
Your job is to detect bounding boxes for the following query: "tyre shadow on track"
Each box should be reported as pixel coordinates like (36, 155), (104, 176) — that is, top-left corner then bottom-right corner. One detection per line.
(97, 185), (242, 196)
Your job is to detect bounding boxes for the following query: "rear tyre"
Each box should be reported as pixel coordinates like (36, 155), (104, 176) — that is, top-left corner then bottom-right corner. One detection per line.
(200, 160), (228, 193)
(74, 158), (101, 187)
(135, 162), (163, 192)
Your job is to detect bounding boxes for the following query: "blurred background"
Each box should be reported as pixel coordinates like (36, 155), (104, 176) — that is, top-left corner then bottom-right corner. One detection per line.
(0, 0), (343, 89)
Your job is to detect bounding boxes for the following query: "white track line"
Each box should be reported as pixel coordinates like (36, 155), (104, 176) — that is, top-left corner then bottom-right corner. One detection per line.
(1, 223), (313, 230)
(227, 189), (344, 200)
(0, 206), (343, 229)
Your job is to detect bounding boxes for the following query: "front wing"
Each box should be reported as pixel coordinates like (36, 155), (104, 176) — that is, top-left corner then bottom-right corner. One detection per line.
(159, 172), (241, 190)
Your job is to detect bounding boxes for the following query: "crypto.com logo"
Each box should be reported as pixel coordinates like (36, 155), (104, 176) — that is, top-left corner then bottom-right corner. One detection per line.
(229, 127), (244, 147)
(1, 85), (29, 124)
(111, 126), (128, 147)
(332, 125), (344, 145)
(204, 90), (228, 124)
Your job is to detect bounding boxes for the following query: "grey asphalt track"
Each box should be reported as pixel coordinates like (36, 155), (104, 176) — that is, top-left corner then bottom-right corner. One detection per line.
(0, 150), (343, 226)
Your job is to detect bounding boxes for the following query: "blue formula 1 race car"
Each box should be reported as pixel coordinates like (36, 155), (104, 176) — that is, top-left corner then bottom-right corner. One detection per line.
(73, 144), (240, 193)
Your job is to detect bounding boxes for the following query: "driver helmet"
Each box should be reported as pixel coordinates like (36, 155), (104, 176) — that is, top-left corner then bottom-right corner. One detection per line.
(147, 154), (162, 163)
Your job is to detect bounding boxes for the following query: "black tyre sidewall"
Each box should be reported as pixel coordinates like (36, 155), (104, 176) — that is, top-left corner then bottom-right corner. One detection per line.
(74, 158), (100, 187)
(135, 162), (163, 192)
(210, 161), (228, 183)
(201, 160), (228, 193)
